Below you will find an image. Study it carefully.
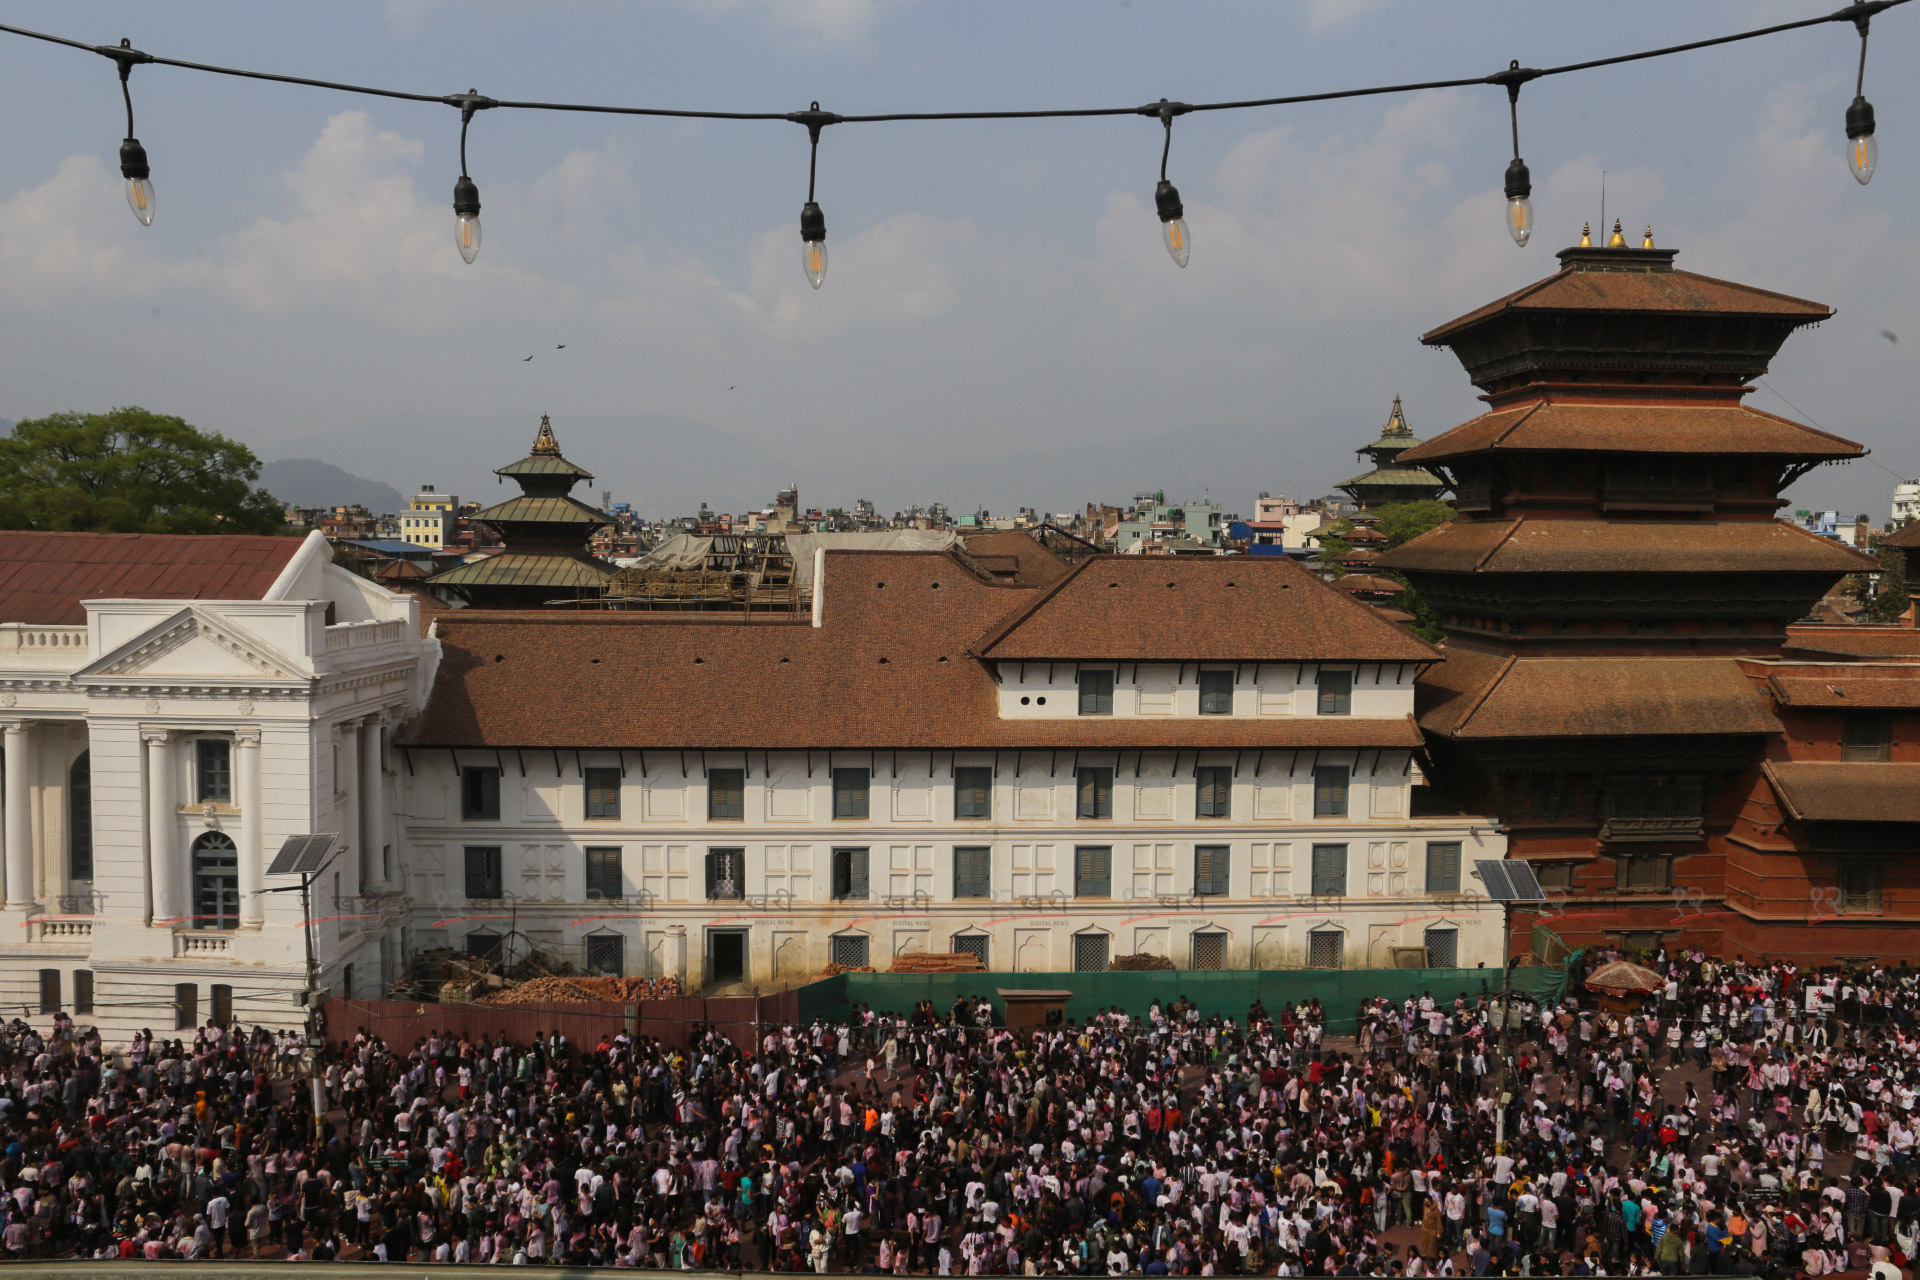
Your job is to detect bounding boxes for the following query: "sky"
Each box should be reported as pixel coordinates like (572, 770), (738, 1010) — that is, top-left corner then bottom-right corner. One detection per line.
(0, 0), (1915, 521)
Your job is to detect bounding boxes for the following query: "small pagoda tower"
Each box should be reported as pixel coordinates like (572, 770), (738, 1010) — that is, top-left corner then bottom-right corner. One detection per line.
(1337, 396), (1446, 509)
(427, 414), (615, 608)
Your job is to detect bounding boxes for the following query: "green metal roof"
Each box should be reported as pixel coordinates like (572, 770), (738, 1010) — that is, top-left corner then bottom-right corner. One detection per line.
(497, 453), (595, 481)
(427, 551), (615, 589)
(471, 494), (612, 527)
(1339, 464), (1446, 490)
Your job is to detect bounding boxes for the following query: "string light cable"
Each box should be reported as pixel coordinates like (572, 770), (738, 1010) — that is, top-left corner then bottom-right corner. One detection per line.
(0, 0), (1904, 279)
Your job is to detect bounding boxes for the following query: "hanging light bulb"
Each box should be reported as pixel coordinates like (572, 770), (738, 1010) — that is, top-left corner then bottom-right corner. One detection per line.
(1504, 158), (1533, 248)
(1156, 181), (1190, 268)
(1846, 96), (1878, 185)
(453, 175), (482, 264)
(120, 138), (154, 226)
(800, 201), (828, 288)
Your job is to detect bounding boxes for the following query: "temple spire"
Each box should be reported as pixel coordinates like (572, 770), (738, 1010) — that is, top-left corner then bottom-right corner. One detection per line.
(531, 413), (562, 457)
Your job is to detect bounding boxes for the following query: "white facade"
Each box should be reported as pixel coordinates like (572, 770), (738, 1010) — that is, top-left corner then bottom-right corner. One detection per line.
(0, 533), (430, 1038)
(1894, 481), (1920, 527)
(393, 664), (1506, 991)
(401, 485), (458, 549)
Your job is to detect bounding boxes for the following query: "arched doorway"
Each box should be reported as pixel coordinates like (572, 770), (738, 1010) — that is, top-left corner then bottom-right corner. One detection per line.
(192, 831), (239, 930)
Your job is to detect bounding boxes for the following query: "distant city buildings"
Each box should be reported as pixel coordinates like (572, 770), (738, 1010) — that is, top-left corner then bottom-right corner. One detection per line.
(400, 485), (458, 549)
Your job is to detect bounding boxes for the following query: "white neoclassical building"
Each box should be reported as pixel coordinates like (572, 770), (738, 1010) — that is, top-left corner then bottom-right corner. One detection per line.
(396, 548), (1509, 990)
(0, 530), (430, 1037)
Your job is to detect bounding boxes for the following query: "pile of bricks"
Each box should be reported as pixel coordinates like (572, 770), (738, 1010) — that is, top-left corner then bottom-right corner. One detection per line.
(889, 952), (986, 974)
(476, 974), (682, 1005)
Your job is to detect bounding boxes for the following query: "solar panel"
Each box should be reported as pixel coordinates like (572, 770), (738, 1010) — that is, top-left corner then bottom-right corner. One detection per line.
(267, 833), (338, 876)
(1476, 859), (1547, 903)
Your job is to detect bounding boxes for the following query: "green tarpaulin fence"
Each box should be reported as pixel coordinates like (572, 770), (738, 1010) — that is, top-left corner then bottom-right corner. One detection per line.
(792, 965), (1566, 1032)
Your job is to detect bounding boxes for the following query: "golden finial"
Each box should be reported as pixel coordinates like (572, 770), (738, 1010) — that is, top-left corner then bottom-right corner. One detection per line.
(1607, 219), (1627, 248)
(1642, 226), (1655, 249)
(1579, 222), (1592, 248)
(531, 412), (562, 456)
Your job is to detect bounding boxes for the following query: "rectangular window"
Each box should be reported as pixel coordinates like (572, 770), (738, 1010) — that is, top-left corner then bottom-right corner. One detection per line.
(831, 934), (871, 968)
(1423, 927), (1459, 968)
(1074, 845), (1113, 898)
(1076, 767), (1113, 819)
(1198, 670), (1234, 715)
(1839, 862), (1885, 914)
(584, 846), (622, 900)
(1307, 931), (1344, 969)
(175, 983), (198, 1031)
(954, 846), (992, 899)
(461, 766), (501, 820)
(1313, 766), (1350, 817)
(196, 738), (232, 804)
(1841, 712), (1894, 762)
(1194, 844), (1231, 896)
(1425, 841), (1462, 893)
(954, 766), (993, 820)
(466, 932), (503, 964)
(1073, 933), (1110, 972)
(69, 755), (92, 881)
(73, 970), (93, 1015)
(1078, 669), (1114, 716)
(584, 766), (623, 819)
(463, 846), (503, 899)
(1536, 862), (1575, 891)
(38, 969), (59, 1015)
(1316, 669), (1353, 716)
(1191, 931), (1228, 971)
(1310, 843), (1348, 896)
(1615, 855), (1673, 892)
(706, 848), (745, 900)
(585, 934), (625, 976)
(951, 933), (989, 965)
(342, 964), (354, 1000)
(831, 847), (870, 900)
(832, 768), (870, 820)
(1195, 766), (1232, 818)
(708, 768), (745, 820)
(211, 983), (233, 1026)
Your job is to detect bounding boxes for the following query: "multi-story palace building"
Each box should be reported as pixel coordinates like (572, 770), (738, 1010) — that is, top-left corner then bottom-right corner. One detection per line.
(397, 547), (1510, 990)
(0, 530), (427, 1036)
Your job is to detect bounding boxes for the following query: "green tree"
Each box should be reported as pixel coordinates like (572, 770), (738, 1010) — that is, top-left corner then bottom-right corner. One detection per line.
(0, 407), (286, 535)
(1365, 500), (1456, 643)
(1843, 545), (1909, 624)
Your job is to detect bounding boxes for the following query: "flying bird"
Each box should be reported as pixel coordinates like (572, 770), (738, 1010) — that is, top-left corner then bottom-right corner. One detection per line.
(1883, 330), (1900, 344)
(522, 355), (534, 362)
(556, 344), (567, 349)
(728, 385), (736, 391)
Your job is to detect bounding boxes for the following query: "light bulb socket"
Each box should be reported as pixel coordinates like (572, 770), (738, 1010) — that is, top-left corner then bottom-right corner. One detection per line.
(1155, 180), (1184, 223)
(453, 175), (481, 218)
(1846, 95), (1877, 140)
(119, 138), (150, 182)
(1503, 157), (1531, 202)
(800, 200), (826, 243)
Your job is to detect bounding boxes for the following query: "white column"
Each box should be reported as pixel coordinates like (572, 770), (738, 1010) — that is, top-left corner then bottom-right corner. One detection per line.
(144, 730), (178, 926)
(2, 722), (31, 910)
(359, 714), (385, 892)
(336, 722), (361, 900)
(237, 729), (263, 928)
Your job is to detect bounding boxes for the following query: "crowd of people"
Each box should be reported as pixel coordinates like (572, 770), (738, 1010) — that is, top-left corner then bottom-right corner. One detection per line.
(1, 951), (1917, 1277)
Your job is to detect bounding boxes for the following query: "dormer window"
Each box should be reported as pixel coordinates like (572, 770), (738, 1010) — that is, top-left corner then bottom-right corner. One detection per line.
(1078, 669), (1114, 716)
(1198, 670), (1234, 715)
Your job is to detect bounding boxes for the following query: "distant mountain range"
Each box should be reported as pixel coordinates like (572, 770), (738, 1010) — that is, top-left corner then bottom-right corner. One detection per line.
(259, 458), (406, 514)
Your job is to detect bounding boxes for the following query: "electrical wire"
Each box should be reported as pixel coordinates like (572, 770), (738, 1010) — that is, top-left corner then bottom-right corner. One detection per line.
(0, 0), (1908, 132)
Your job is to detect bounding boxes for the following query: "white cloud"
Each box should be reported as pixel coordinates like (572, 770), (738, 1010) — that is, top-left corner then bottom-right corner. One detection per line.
(678, 0), (906, 47)
(1302, 0), (1390, 32)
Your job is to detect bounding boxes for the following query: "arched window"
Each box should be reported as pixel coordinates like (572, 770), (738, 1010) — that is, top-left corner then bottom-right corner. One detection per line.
(69, 752), (92, 882)
(192, 831), (239, 931)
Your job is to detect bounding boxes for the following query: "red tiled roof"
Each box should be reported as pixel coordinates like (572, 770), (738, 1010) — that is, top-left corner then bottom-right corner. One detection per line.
(1422, 261), (1830, 344)
(0, 531), (303, 625)
(1397, 400), (1861, 465)
(403, 550), (1427, 750)
(1765, 761), (1920, 824)
(1379, 517), (1877, 576)
(1782, 626), (1920, 659)
(970, 555), (1436, 663)
(1767, 672), (1920, 708)
(1417, 649), (1780, 739)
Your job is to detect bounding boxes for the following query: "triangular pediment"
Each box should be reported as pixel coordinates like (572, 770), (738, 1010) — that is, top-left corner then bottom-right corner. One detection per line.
(76, 606), (307, 683)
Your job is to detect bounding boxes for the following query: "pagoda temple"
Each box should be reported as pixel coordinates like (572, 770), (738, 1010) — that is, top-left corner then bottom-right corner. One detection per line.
(1379, 230), (1882, 957)
(426, 415), (615, 608)
(1337, 395), (1446, 509)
